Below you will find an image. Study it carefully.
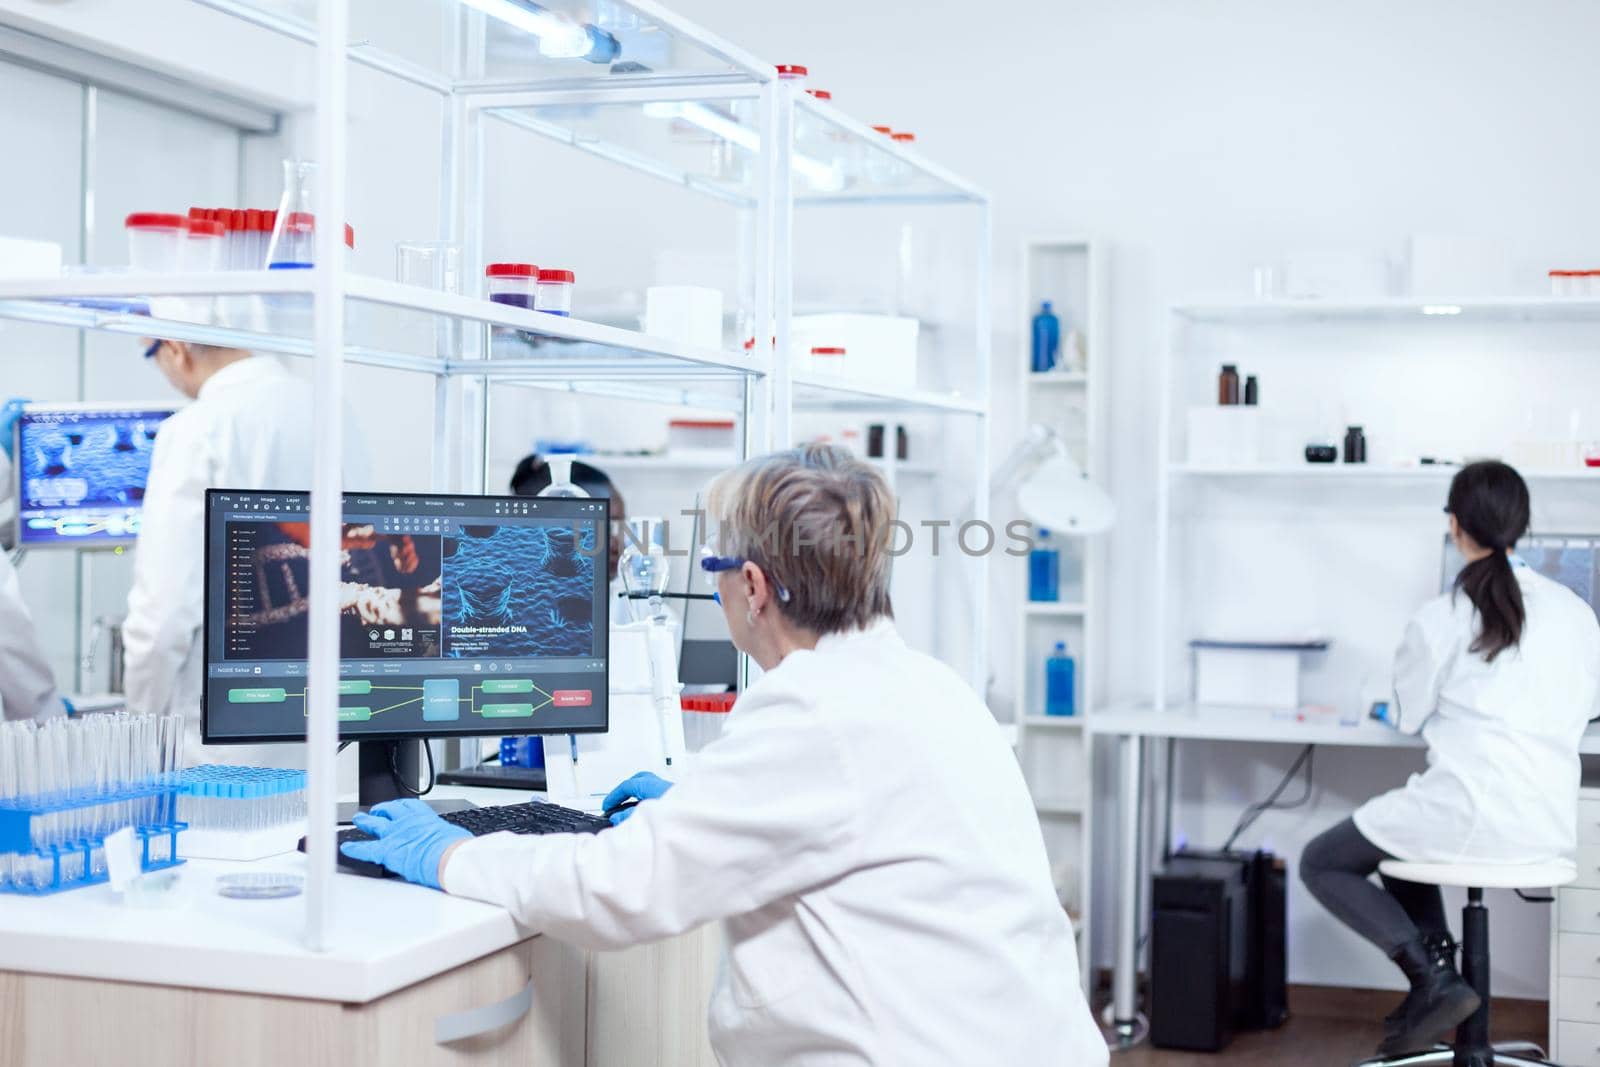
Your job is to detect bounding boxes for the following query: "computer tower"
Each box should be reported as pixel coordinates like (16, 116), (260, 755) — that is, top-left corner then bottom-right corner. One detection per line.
(1151, 854), (1248, 1051)
(1149, 850), (1287, 1052)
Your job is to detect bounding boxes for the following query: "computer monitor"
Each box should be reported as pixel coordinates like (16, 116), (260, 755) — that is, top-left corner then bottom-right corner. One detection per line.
(203, 489), (610, 804)
(12, 402), (175, 548)
(1440, 532), (1600, 619)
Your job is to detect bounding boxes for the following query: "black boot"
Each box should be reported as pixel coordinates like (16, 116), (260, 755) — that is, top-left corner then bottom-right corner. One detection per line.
(1375, 933), (1481, 1058)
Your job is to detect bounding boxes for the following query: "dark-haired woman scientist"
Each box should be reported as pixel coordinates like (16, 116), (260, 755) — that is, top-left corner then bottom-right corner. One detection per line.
(1302, 461), (1600, 1058)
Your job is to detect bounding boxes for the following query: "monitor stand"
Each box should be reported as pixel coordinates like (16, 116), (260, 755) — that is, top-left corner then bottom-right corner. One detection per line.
(334, 740), (476, 824)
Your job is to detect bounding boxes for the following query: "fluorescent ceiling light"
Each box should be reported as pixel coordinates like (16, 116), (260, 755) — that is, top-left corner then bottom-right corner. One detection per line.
(1421, 305), (1463, 315)
(643, 102), (845, 193)
(459, 0), (594, 59)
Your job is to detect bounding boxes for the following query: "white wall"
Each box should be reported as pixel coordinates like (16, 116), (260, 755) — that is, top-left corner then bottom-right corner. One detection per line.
(6, 0), (1600, 996)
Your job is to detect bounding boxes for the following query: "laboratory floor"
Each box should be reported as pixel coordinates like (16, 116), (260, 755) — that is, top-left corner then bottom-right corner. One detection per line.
(1104, 987), (1546, 1066)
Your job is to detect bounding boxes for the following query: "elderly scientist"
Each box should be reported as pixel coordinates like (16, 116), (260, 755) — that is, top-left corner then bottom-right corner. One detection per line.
(345, 444), (1107, 1065)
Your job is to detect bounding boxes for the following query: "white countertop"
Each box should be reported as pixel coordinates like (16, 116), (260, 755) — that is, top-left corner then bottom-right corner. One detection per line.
(1089, 702), (1600, 753)
(0, 785), (540, 1003)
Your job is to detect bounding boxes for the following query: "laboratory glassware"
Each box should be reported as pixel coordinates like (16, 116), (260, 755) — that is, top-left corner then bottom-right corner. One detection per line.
(1343, 426), (1367, 464)
(265, 159), (317, 270)
(1244, 376), (1259, 406)
(397, 242), (462, 292)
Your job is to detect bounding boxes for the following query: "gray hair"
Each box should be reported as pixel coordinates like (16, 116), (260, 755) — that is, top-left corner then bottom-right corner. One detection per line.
(706, 443), (895, 634)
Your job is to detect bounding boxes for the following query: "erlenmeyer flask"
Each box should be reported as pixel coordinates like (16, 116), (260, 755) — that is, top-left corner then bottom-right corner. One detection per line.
(536, 454), (591, 499)
(265, 159), (317, 270)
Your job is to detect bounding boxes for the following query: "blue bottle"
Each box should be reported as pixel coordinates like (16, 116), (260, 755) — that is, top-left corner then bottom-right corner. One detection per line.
(1031, 301), (1061, 373)
(1045, 641), (1077, 717)
(1028, 527), (1060, 602)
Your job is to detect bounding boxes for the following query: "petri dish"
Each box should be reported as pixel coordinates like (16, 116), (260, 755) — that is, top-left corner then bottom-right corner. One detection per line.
(216, 873), (304, 900)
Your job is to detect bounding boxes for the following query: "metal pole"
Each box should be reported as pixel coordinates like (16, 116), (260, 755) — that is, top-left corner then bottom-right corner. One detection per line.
(1112, 732), (1144, 1045)
(971, 201), (993, 695)
(304, 0), (349, 953)
(765, 80), (793, 447)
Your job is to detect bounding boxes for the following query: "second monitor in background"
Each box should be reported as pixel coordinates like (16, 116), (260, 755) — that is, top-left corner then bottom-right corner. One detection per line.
(12, 402), (175, 548)
(1440, 532), (1600, 619)
(202, 489), (611, 808)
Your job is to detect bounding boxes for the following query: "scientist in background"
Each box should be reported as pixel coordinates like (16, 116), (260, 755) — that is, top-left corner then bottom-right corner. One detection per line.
(0, 402), (67, 721)
(344, 444), (1108, 1066)
(123, 339), (367, 763)
(1301, 461), (1600, 1060)
(510, 452), (626, 578)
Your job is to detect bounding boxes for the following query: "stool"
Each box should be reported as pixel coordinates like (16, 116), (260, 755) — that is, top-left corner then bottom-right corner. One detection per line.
(1358, 860), (1575, 1067)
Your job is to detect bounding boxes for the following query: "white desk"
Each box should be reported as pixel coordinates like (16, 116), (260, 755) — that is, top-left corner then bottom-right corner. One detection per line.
(0, 785), (719, 1067)
(1086, 705), (1600, 1043)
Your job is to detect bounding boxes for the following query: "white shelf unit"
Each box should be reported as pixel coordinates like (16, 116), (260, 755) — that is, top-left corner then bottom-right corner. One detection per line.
(1115, 292), (1600, 1035)
(1011, 237), (1107, 975)
(0, 0), (990, 950)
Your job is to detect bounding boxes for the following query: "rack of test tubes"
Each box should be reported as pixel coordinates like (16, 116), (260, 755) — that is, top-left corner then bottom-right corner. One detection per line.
(0, 714), (186, 895)
(176, 765), (308, 862)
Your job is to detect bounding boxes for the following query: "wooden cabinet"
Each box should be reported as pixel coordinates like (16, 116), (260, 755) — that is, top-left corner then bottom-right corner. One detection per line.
(0, 937), (586, 1067)
(0, 926), (726, 1067)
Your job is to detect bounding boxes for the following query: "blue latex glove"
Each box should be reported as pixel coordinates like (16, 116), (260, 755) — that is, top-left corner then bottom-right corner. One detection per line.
(1, 397), (29, 460)
(603, 771), (674, 825)
(340, 798), (470, 888)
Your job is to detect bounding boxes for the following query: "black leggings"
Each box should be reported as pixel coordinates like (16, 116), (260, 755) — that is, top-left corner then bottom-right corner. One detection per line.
(1300, 817), (1448, 956)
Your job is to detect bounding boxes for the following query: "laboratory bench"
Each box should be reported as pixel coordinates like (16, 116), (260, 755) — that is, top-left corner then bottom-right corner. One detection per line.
(0, 786), (720, 1067)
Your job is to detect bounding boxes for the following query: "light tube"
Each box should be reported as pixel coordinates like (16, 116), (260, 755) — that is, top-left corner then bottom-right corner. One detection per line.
(458, 0), (594, 59)
(1421, 305), (1463, 315)
(644, 102), (846, 193)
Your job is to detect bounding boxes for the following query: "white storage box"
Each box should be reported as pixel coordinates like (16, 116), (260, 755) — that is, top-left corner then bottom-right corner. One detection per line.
(792, 313), (919, 389)
(0, 235), (62, 278)
(645, 285), (724, 349)
(1191, 639), (1328, 709)
(1186, 406), (1262, 467)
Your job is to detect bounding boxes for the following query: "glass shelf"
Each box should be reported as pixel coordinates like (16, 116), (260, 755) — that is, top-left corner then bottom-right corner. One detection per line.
(196, 0), (772, 93)
(1171, 463), (1600, 482)
(476, 86), (987, 207)
(791, 373), (985, 416)
(0, 271), (766, 382)
(1173, 297), (1600, 324)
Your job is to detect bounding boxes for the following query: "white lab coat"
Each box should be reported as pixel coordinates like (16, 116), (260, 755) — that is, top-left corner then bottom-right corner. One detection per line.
(122, 355), (368, 765)
(1355, 566), (1600, 865)
(444, 619), (1106, 1067)
(0, 453), (64, 721)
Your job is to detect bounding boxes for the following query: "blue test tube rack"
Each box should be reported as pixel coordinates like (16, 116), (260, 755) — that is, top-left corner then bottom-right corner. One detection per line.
(0, 779), (186, 896)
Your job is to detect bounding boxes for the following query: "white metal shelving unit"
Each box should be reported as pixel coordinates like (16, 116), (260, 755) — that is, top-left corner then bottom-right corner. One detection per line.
(1010, 237), (1106, 978)
(0, 0), (990, 950)
(1098, 290), (1600, 1038)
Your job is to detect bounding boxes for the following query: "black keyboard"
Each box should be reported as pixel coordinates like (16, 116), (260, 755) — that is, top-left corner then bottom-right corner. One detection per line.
(314, 801), (612, 878)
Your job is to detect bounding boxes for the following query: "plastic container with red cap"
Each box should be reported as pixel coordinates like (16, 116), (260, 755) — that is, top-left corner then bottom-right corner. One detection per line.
(182, 219), (226, 272)
(486, 263), (539, 309)
(125, 213), (187, 273)
(776, 63), (808, 85)
(668, 418), (736, 452)
(805, 88), (832, 101)
(537, 268), (576, 316)
(680, 692), (736, 752)
(891, 131), (917, 147)
(810, 345), (846, 377)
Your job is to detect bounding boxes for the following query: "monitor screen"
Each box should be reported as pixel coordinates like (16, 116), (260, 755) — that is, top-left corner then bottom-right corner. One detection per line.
(13, 403), (175, 548)
(1441, 532), (1600, 619)
(203, 489), (610, 743)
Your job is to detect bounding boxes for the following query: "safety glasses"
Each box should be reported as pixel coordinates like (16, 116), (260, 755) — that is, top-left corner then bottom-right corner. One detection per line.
(699, 546), (791, 604)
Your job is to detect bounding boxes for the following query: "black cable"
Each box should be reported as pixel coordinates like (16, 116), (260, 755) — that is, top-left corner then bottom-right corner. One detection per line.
(389, 740), (436, 797)
(1220, 744), (1315, 852)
